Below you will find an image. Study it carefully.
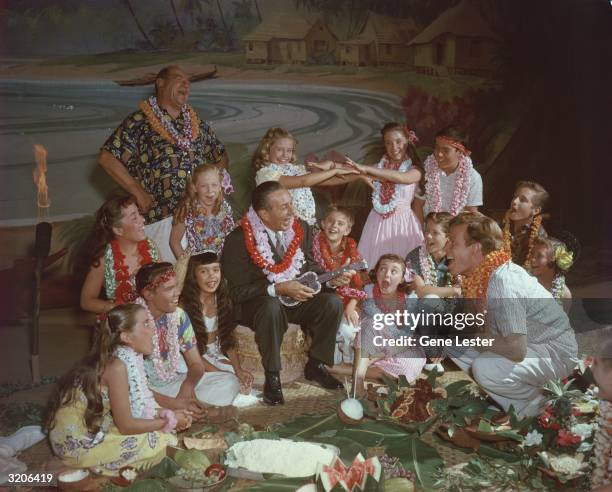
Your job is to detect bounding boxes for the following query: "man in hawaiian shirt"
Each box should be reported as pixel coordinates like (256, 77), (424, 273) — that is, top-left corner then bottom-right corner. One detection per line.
(98, 65), (228, 262)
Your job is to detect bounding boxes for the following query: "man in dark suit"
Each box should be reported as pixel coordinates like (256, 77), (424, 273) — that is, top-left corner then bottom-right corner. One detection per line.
(221, 182), (353, 405)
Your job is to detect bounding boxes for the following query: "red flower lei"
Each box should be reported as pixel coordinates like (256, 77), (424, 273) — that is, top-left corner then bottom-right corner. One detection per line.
(314, 232), (365, 301)
(111, 239), (153, 304)
(379, 158), (404, 206)
(373, 284), (406, 313)
(242, 216), (304, 274)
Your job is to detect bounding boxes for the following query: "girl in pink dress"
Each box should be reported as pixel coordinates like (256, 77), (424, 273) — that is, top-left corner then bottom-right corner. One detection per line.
(354, 254), (425, 395)
(346, 123), (424, 268)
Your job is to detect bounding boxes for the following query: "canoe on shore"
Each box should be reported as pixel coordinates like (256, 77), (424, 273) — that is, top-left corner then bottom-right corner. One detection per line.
(114, 66), (217, 86)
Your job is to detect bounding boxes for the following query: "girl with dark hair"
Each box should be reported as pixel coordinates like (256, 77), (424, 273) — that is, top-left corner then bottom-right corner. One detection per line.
(180, 252), (255, 405)
(80, 192), (159, 315)
(353, 254), (425, 395)
(502, 180), (549, 267)
(414, 125), (483, 222)
(45, 304), (190, 475)
(345, 122), (425, 268)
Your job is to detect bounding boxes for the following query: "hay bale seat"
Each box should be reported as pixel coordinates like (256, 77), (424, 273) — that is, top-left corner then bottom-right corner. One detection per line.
(234, 323), (310, 384)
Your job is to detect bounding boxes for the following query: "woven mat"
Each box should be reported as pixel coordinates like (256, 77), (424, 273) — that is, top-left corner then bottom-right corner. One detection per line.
(11, 369), (477, 490)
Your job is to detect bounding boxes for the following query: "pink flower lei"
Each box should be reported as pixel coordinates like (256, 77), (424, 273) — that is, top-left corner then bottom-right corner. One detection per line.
(135, 297), (182, 383)
(245, 206), (305, 283)
(424, 153), (473, 216)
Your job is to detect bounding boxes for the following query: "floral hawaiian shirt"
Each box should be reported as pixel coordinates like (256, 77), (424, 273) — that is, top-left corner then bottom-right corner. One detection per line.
(102, 106), (226, 224)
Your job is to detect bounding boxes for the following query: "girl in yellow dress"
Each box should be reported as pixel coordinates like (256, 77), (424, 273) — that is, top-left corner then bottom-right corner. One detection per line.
(44, 304), (193, 475)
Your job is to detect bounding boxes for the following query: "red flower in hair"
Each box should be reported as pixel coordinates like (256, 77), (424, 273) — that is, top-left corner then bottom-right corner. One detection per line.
(556, 429), (581, 447)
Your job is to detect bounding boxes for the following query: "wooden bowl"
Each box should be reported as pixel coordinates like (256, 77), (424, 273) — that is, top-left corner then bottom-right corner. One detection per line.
(57, 469), (91, 490)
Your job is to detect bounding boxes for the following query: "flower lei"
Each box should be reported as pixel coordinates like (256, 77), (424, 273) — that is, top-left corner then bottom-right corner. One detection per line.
(418, 246), (439, 287)
(418, 246), (453, 287)
(105, 239), (154, 304)
(461, 249), (512, 299)
(140, 96), (200, 150)
(312, 230), (366, 301)
(423, 153), (472, 216)
(372, 157), (412, 219)
(241, 206), (305, 283)
(114, 345), (156, 419)
(551, 274), (566, 304)
(502, 213), (542, 267)
(372, 283), (406, 313)
(135, 297), (182, 383)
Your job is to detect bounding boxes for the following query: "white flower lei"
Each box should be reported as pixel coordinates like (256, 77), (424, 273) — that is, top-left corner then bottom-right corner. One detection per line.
(424, 153), (473, 216)
(551, 274), (566, 305)
(135, 297), (182, 383)
(114, 345), (156, 419)
(418, 246), (438, 286)
(245, 206), (305, 283)
(147, 96), (195, 150)
(371, 157), (412, 217)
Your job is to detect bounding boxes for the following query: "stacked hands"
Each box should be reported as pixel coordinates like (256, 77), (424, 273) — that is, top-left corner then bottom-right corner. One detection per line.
(306, 157), (375, 189)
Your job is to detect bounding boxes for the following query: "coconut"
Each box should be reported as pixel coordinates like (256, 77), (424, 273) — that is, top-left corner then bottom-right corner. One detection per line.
(383, 477), (415, 491)
(174, 448), (211, 470)
(338, 398), (364, 425)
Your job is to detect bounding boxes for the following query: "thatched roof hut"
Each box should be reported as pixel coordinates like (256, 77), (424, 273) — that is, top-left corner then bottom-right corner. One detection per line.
(243, 14), (337, 64)
(407, 0), (500, 76)
(338, 11), (419, 66)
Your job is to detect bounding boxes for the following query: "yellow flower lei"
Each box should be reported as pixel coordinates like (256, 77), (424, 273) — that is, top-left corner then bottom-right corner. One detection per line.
(462, 249), (512, 299)
(139, 99), (200, 146)
(502, 212), (542, 268)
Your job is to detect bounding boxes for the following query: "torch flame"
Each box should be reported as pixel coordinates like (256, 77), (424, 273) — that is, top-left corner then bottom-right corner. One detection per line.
(33, 145), (50, 213)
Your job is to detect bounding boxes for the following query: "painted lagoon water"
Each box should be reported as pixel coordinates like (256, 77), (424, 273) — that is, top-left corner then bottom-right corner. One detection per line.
(0, 80), (402, 225)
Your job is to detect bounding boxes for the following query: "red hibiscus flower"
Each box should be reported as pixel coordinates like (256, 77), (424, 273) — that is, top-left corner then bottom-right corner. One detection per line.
(556, 429), (581, 447)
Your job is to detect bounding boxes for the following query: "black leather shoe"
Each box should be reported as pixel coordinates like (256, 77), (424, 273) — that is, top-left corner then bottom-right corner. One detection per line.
(263, 371), (284, 405)
(304, 359), (343, 389)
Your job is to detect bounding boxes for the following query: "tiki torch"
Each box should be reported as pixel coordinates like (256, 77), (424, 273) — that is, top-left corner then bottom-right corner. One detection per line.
(31, 144), (51, 383)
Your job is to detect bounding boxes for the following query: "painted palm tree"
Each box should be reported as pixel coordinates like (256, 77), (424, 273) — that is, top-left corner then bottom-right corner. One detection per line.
(121, 0), (156, 49)
(169, 0), (185, 35)
(180, 0), (206, 29)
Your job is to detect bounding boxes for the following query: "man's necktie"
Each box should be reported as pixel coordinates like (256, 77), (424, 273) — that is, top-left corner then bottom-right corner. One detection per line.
(274, 231), (286, 258)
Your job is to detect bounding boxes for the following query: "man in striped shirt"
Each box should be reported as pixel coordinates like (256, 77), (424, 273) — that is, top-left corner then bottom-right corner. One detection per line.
(444, 212), (578, 417)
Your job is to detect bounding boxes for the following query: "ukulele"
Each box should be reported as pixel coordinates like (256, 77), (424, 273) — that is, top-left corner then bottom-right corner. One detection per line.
(279, 259), (368, 307)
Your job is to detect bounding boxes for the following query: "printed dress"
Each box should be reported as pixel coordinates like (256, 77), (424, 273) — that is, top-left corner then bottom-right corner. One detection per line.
(358, 284), (425, 381)
(358, 159), (423, 268)
(255, 163), (316, 225)
(184, 200), (235, 255)
(48, 388), (176, 476)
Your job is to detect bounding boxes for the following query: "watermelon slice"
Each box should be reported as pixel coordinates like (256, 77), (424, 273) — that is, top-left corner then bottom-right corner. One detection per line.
(316, 454), (381, 491)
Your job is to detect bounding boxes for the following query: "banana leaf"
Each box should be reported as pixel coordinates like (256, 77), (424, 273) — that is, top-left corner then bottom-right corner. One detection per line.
(338, 421), (410, 447)
(478, 443), (521, 463)
(121, 479), (173, 491)
(277, 414), (341, 440)
(140, 457), (179, 479)
(444, 380), (472, 398)
(246, 477), (311, 490)
(384, 437), (443, 490)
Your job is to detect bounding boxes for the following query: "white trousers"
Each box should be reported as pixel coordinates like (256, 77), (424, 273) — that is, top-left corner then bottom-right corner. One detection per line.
(150, 369), (241, 407)
(447, 346), (575, 417)
(145, 217), (176, 264)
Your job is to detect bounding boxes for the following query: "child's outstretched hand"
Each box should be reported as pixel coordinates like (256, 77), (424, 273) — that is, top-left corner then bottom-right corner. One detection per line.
(344, 156), (367, 174)
(175, 410), (193, 432)
(306, 159), (334, 171)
